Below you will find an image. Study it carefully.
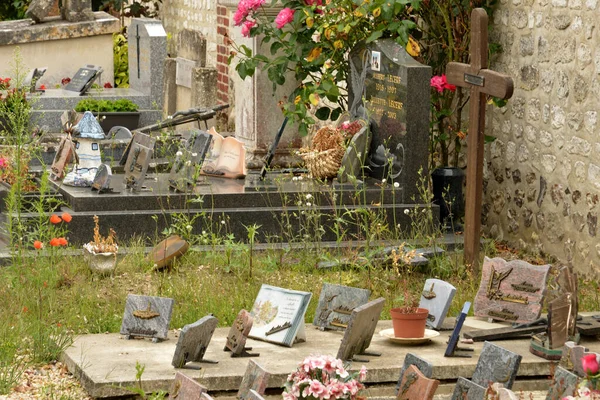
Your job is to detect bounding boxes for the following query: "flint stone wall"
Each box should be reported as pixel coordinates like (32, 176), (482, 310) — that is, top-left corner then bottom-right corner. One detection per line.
(486, 0), (600, 274)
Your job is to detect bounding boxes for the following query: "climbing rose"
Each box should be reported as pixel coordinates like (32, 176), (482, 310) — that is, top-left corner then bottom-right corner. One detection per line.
(241, 20), (256, 37)
(49, 214), (62, 224)
(233, 8), (249, 26)
(430, 75), (446, 93)
(61, 212), (72, 223)
(583, 354), (599, 375)
(275, 8), (295, 29)
(33, 240), (43, 250)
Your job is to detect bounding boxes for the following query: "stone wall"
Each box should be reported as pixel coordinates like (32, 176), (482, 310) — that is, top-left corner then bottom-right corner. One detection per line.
(486, 1), (600, 274)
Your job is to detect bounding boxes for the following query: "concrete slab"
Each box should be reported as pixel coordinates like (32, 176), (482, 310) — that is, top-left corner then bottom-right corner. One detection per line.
(62, 318), (600, 399)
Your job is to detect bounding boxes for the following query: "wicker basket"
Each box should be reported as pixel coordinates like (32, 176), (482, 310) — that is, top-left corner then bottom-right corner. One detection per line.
(300, 147), (345, 180)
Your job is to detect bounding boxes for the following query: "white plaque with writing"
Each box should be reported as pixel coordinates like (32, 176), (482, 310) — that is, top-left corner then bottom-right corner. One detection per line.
(176, 57), (197, 89)
(248, 284), (312, 347)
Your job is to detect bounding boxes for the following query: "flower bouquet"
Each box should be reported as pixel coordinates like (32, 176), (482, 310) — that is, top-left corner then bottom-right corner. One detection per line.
(563, 354), (600, 399)
(283, 355), (366, 400)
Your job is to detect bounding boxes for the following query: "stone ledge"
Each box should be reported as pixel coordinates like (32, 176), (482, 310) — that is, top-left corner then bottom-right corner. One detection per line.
(0, 12), (119, 46)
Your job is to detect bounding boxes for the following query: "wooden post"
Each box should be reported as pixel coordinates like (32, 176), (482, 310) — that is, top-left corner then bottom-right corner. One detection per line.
(446, 8), (514, 274)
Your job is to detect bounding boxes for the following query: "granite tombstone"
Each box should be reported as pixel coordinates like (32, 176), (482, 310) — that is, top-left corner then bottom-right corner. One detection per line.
(348, 39), (430, 201)
(419, 278), (456, 330)
(471, 341), (522, 390)
(474, 257), (550, 323)
(336, 297), (385, 361)
(396, 353), (433, 394)
(120, 294), (174, 341)
(396, 364), (439, 400)
(172, 315), (218, 369)
(129, 19), (167, 104)
(168, 372), (206, 399)
(451, 377), (486, 400)
(237, 359), (270, 400)
(313, 283), (371, 331)
(560, 341), (589, 376)
(546, 366), (578, 400)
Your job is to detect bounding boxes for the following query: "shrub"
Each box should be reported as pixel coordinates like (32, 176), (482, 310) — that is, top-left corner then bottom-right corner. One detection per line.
(75, 98), (139, 113)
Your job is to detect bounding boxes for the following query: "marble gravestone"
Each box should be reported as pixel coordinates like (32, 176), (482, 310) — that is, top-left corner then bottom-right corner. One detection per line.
(546, 367), (578, 400)
(396, 365), (439, 400)
(336, 297), (385, 361)
(450, 377), (486, 400)
(419, 279), (456, 330)
(396, 353), (433, 394)
(471, 342), (522, 390)
(123, 132), (156, 191)
(474, 257), (550, 323)
(168, 372), (206, 400)
(129, 18), (167, 104)
(348, 39), (430, 202)
(237, 360), (270, 400)
(313, 283), (371, 331)
(120, 294), (174, 341)
(172, 315), (218, 369)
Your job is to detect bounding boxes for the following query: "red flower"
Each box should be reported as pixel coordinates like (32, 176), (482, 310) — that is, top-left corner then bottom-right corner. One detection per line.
(583, 354), (599, 375)
(49, 238), (60, 247)
(57, 237), (68, 246)
(49, 214), (62, 224)
(61, 77), (71, 86)
(61, 212), (72, 223)
(33, 240), (43, 250)
(104, 82), (113, 89)
(39, 84), (47, 90)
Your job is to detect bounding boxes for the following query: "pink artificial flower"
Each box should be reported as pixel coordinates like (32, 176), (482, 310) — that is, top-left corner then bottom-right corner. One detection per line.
(359, 365), (367, 381)
(583, 354), (599, 375)
(305, 380), (327, 399)
(310, 356), (326, 370)
(275, 8), (295, 29)
(0, 157), (7, 168)
(241, 20), (256, 37)
(430, 75), (445, 93)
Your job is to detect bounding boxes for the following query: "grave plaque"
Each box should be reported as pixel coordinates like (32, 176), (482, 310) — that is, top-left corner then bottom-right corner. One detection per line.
(168, 372), (206, 400)
(546, 367), (577, 400)
(560, 341), (588, 376)
(348, 39), (430, 201)
(92, 164), (114, 193)
(123, 132), (156, 191)
(474, 257), (550, 323)
(445, 302), (472, 358)
(237, 360), (270, 400)
(313, 283), (371, 331)
(548, 293), (572, 349)
(224, 309), (257, 357)
(451, 377), (486, 400)
(172, 315), (218, 369)
(169, 131), (212, 192)
(396, 353), (433, 394)
(336, 297), (385, 361)
(64, 65), (102, 94)
(50, 135), (76, 180)
(419, 279), (456, 330)
(396, 364), (439, 400)
(249, 285), (311, 347)
(337, 126), (370, 183)
(471, 341), (522, 390)
(120, 294), (174, 341)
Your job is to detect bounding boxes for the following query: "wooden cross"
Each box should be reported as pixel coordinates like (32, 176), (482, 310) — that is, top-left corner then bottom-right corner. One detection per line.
(446, 8), (514, 274)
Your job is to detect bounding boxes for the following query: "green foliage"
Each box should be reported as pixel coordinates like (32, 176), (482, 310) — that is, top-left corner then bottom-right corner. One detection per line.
(113, 31), (130, 88)
(75, 98), (139, 113)
(0, 0), (29, 21)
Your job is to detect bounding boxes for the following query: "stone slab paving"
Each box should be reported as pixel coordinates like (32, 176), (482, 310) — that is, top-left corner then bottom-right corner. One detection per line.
(61, 318), (600, 399)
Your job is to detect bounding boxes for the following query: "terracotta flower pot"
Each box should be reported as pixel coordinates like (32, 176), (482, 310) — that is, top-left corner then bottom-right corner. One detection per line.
(390, 307), (429, 338)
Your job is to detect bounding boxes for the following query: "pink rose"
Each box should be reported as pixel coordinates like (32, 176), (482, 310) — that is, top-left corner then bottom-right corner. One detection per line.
(241, 20), (256, 37)
(430, 75), (445, 93)
(247, 0), (265, 10)
(583, 354), (599, 375)
(233, 8), (248, 26)
(275, 7), (295, 29)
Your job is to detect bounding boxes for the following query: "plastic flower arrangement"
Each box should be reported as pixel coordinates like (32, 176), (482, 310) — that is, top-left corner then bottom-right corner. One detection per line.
(429, 73), (461, 167)
(282, 355), (367, 400)
(563, 354), (600, 399)
(230, 0), (422, 135)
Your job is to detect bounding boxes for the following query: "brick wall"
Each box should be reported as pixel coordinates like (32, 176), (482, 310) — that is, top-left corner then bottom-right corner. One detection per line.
(216, 5), (230, 104)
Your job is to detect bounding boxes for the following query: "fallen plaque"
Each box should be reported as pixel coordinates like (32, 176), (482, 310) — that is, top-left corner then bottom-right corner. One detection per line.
(169, 130), (212, 192)
(445, 302), (473, 358)
(450, 376), (486, 400)
(396, 364), (439, 400)
(172, 315), (218, 369)
(92, 164), (115, 193)
(336, 297), (385, 362)
(65, 65), (103, 95)
(120, 294), (174, 342)
(474, 257), (550, 323)
(123, 132), (156, 191)
(313, 283), (371, 331)
(419, 278), (456, 330)
(237, 359), (270, 400)
(168, 372), (206, 399)
(546, 366), (577, 400)
(148, 235), (190, 270)
(224, 309), (258, 357)
(471, 341), (522, 390)
(396, 353), (433, 394)
(249, 285), (312, 347)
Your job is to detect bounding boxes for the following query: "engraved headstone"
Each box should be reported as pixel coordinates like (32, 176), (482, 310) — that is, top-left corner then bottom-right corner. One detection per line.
(65, 65), (102, 94)
(348, 39), (430, 201)
(120, 294), (174, 341)
(168, 372), (206, 400)
(237, 360), (270, 400)
(148, 235), (190, 270)
(396, 364), (439, 400)
(445, 302), (472, 357)
(224, 309), (257, 357)
(123, 132), (156, 191)
(396, 353), (433, 394)
(474, 257), (550, 323)
(313, 283), (371, 331)
(419, 278), (456, 330)
(336, 297), (385, 361)
(169, 131), (212, 192)
(172, 315), (218, 369)
(337, 126), (370, 184)
(471, 341), (522, 390)
(451, 377), (486, 400)
(546, 367), (577, 400)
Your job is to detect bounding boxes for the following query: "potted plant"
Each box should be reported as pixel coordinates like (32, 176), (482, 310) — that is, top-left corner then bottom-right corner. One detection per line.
(83, 215), (118, 275)
(74, 98), (140, 132)
(389, 244), (428, 339)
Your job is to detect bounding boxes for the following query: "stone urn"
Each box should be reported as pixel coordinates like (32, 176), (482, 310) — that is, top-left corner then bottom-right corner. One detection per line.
(83, 243), (118, 275)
